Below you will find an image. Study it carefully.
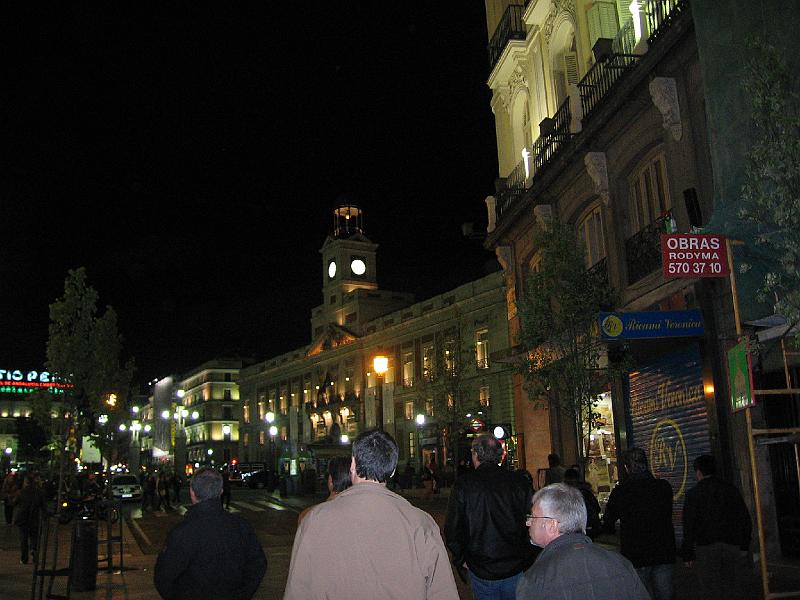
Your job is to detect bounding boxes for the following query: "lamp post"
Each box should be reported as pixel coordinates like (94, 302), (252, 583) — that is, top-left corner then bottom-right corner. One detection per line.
(266, 411), (276, 476)
(416, 413), (426, 475)
(373, 355), (389, 430)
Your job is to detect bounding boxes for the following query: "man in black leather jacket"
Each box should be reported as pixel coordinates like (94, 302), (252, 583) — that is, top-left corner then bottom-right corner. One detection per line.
(444, 434), (536, 599)
(154, 467), (267, 600)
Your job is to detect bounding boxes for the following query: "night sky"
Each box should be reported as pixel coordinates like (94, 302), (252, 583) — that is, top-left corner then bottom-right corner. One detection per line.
(2, 4), (499, 391)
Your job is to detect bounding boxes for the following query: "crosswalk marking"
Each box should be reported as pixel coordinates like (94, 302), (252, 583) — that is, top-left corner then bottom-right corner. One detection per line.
(230, 500), (264, 512)
(251, 498), (291, 511)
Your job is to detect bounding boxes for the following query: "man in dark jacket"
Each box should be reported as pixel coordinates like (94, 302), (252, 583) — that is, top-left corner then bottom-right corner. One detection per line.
(154, 467), (267, 600)
(444, 434), (536, 599)
(682, 454), (752, 600)
(13, 474), (45, 564)
(517, 484), (649, 599)
(603, 447), (675, 600)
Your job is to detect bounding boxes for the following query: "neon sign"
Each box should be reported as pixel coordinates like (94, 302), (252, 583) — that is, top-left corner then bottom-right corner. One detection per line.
(0, 369), (73, 395)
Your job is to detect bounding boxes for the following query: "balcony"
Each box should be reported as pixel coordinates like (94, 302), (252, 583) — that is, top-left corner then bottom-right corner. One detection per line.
(496, 98), (574, 218)
(578, 53), (640, 122)
(625, 213), (669, 284)
(488, 4), (526, 72)
(647, 0), (687, 44)
(491, 0), (688, 234)
(587, 257), (609, 287)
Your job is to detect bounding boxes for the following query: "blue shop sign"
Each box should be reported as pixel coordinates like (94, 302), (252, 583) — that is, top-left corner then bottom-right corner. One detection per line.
(599, 309), (704, 340)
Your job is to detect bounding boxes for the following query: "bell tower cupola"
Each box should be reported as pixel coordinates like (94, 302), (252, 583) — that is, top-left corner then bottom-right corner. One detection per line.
(320, 204), (378, 298)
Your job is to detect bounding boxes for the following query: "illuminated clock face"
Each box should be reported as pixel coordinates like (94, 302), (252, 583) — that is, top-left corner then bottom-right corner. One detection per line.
(350, 258), (366, 276)
(328, 260), (337, 279)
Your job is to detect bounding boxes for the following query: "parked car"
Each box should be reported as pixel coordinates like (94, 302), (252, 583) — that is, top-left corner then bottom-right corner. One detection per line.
(110, 474), (143, 501)
(243, 470), (273, 490)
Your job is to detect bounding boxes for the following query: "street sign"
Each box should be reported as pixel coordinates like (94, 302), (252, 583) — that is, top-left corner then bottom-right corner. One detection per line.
(728, 340), (755, 412)
(661, 234), (729, 278)
(599, 309), (704, 340)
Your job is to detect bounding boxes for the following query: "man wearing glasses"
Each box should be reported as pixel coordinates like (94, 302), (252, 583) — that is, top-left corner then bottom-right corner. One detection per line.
(444, 434), (536, 599)
(517, 484), (649, 599)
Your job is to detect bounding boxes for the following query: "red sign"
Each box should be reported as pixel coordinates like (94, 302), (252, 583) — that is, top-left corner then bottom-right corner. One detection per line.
(661, 234), (729, 278)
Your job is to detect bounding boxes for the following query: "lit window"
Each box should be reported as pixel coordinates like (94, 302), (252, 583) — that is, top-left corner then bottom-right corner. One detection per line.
(476, 329), (489, 369)
(422, 344), (435, 381)
(405, 401), (414, 421)
(243, 404), (250, 424)
(408, 432), (416, 459)
(402, 351), (414, 387)
(480, 386), (490, 407)
(257, 401), (265, 421)
(579, 204), (607, 267)
(629, 153), (671, 235)
(259, 431), (265, 445)
(425, 399), (434, 417)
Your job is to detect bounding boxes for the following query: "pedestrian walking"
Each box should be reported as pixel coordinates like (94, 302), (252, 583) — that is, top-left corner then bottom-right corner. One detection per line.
(221, 468), (231, 510)
(2, 471), (18, 525)
(157, 472), (171, 511)
(172, 472), (182, 504)
(143, 474), (156, 511)
(563, 467), (601, 539)
(13, 474), (45, 564)
(543, 453), (566, 486)
(297, 455), (351, 525)
(603, 447), (676, 600)
(154, 467), (267, 600)
(444, 434), (537, 599)
(284, 428), (458, 599)
(516, 484), (649, 599)
(682, 454), (753, 600)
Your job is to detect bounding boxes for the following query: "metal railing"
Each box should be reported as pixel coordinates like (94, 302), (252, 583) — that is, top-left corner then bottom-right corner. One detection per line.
(646, 0), (686, 44)
(612, 18), (637, 56)
(488, 3), (526, 71)
(497, 98), (573, 217)
(587, 256), (609, 287)
(625, 213), (669, 284)
(578, 53), (640, 121)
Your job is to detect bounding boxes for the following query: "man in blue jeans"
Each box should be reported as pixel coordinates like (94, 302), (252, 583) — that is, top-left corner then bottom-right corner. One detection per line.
(603, 447), (676, 600)
(444, 434), (537, 599)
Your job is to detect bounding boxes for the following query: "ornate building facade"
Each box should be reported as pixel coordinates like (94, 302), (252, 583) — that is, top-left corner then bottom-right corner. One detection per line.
(237, 206), (516, 478)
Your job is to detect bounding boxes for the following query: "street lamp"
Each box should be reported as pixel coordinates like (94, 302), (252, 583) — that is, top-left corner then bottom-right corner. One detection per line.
(268, 425), (278, 478)
(373, 355), (389, 430)
(416, 414), (426, 474)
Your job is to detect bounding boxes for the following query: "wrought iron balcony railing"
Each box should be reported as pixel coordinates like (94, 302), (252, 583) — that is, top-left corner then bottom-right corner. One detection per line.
(488, 3), (526, 71)
(625, 213), (669, 284)
(587, 257), (609, 287)
(647, 0), (686, 44)
(497, 98), (574, 218)
(578, 53), (640, 121)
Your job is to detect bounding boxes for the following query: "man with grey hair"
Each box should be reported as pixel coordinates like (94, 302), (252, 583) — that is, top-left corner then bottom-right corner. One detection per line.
(445, 434), (536, 599)
(284, 429), (458, 599)
(517, 483), (649, 599)
(154, 467), (267, 600)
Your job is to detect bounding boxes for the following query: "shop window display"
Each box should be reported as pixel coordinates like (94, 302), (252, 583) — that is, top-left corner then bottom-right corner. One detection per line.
(584, 391), (618, 510)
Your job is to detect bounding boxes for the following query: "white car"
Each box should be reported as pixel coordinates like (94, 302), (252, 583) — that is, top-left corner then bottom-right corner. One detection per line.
(110, 474), (142, 501)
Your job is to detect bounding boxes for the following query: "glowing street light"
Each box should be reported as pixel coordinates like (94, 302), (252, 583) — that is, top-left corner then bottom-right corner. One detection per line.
(118, 423), (127, 432)
(222, 424), (231, 436)
(191, 411), (199, 420)
(373, 355), (389, 430)
(341, 434), (349, 444)
(161, 410), (170, 420)
(265, 411), (275, 424)
(269, 425), (278, 437)
(416, 414), (426, 426)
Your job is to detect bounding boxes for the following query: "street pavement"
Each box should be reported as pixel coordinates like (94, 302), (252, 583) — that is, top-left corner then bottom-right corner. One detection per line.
(1, 486), (796, 599)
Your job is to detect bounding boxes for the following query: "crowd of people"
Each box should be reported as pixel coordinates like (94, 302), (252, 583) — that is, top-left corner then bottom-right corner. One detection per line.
(2, 430), (754, 600)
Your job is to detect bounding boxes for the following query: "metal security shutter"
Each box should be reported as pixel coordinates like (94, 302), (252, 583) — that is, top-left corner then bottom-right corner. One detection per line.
(628, 343), (711, 541)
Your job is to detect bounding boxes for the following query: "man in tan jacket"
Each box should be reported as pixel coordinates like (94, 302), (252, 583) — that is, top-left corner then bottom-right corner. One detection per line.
(284, 429), (459, 600)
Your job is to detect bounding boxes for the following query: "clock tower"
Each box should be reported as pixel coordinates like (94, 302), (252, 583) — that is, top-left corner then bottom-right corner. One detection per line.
(308, 203), (414, 347)
(320, 205), (378, 297)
